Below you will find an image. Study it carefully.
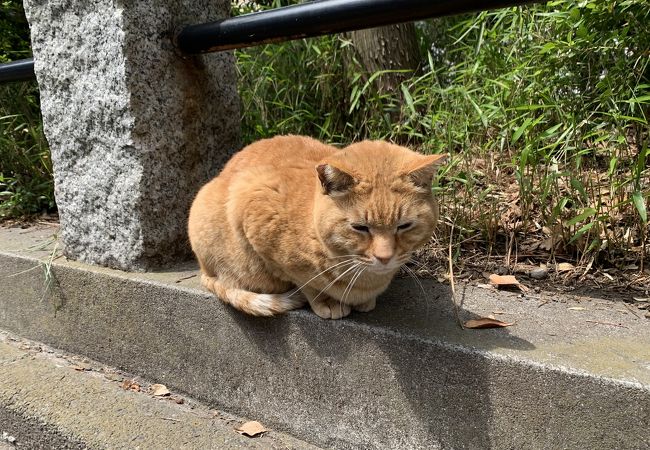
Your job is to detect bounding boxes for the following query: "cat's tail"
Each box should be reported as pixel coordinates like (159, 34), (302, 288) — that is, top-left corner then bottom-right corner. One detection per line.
(201, 273), (304, 316)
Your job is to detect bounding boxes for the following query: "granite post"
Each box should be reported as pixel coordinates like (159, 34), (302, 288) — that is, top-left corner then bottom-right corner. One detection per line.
(23, 0), (240, 270)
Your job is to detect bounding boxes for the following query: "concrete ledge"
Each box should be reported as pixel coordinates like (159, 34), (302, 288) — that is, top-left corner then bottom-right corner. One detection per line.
(1, 225), (649, 449)
(0, 333), (317, 449)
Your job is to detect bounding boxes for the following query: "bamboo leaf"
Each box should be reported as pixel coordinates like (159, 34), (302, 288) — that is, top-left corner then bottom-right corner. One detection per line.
(567, 208), (597, 227)
(400, 84), (416, 116)
(512, 117), (533, 144)
(632, 192), (647, 224)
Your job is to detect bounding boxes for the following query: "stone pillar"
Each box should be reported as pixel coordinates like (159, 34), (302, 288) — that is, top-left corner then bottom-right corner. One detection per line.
(23, 0), (240, 270)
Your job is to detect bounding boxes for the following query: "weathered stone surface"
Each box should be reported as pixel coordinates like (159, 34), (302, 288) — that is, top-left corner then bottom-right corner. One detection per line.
(23, 0), (240, 270)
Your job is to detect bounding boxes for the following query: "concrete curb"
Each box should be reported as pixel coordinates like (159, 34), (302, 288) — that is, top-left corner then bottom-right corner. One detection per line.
(0, 333), (318, 449)
(1, 225), (649, 449)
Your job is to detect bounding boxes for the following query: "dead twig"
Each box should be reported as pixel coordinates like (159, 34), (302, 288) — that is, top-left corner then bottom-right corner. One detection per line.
(448, 222), (464, 330)
(175, 274), (197, 283)
(623, 302), (643, 319)
(585, 320), (629, 328)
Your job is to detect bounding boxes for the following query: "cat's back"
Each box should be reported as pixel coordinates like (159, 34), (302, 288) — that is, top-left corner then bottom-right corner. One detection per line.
(189, 135), (335, 231)
(221, 135), (337, 180)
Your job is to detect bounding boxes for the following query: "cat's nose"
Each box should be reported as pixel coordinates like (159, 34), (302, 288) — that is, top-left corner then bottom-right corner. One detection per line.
(375, 255), (392, 265)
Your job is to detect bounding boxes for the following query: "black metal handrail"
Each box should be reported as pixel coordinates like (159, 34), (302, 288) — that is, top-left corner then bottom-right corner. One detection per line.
(0, 57), (35, 83)
(176, 0), (538, 54)
(0, 0), (539, 83)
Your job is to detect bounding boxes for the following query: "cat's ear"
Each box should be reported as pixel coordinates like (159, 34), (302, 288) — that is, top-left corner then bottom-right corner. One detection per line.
(403, 154), (447, 193)
(316, 164), (357, 197)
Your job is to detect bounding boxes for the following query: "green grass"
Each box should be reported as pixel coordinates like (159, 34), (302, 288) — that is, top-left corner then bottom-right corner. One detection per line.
(0, 81), (53, 219)
(0, 0), (54, 219)
(236, 0), (649, 273)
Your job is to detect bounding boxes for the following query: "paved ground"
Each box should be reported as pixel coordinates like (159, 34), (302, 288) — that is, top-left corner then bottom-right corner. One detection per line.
(0, 331), (319, 449)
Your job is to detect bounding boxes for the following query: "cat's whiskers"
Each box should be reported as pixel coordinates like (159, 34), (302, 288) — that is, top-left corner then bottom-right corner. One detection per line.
(327, 254), (365, 260)
(337, 265), (360, 317)
(342, 265), (367, 305)
(401, 264), (428, 300)
(340, 266), (360, 308)
(311, 262), (362, 303)
(406, 257), (430, 273)
(288, 258), (358, 298)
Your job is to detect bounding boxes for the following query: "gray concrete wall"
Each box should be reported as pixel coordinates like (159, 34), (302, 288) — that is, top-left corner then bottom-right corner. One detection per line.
(23, 0), (240, 270)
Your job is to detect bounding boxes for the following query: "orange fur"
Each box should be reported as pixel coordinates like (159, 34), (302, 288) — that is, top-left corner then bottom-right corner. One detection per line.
(188, 135), (445, 319)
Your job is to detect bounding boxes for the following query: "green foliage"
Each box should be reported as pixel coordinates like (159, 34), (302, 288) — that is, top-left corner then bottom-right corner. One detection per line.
(236, 0), (649, 266)
(0, 0), (54, 219)
(0, 0), (31, 62)
(0, 82), (53, 218)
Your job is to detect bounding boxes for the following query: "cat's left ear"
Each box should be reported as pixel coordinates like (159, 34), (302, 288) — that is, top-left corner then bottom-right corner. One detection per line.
(403, 154), (447, 193)
(316, 164), (358, 197)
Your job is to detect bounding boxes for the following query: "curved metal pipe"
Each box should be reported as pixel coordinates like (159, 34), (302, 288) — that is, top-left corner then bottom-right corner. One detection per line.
(175, 0), (538, 54)
(0, 58), (35, 83)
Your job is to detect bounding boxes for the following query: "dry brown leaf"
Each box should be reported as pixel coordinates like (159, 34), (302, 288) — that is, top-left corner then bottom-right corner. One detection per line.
(539, 236), (555, 251)
(151, 384), (170, 397)
(489, 274), (519, 286)
(463, 318), (514, 329)
(488, 274), (530, 292)
(235, 421), (268, 437)
(121, 379), (141, 392)
(556, 262), (575, 272)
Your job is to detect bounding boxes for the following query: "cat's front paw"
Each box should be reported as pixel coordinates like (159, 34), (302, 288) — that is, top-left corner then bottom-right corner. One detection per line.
(310, 297), (352, 320)
(353, 297), (376, 313)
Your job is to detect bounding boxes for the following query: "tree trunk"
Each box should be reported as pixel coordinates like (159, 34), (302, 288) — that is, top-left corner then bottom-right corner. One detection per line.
(347, 23), (421, 93)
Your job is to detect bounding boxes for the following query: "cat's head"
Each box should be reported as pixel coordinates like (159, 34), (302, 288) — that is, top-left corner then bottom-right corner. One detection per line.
(314, 141), (446, 274)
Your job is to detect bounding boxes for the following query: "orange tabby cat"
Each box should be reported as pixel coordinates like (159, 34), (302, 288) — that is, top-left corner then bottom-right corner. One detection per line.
(188, 135), (445, 319)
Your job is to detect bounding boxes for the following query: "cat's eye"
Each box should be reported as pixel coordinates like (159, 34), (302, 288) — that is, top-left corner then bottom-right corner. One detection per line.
(351, 224), (370, 233)
(397, 222), (413, 231)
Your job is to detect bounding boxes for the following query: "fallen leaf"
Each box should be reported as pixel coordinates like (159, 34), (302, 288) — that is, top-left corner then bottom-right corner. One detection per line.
(488, 274), (530, 292)
(121, 379), (141, 392)
(151, 384), (170, 397)
(489, 274), (519, 286)
(539, 236), (555, 251)
(235, 421), (268, 437)
(556, 262), (575, 272)
(463, 318), (514, 329)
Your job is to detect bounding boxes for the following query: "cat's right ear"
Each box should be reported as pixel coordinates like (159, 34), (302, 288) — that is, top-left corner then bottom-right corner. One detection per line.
(316, 164), (357, 197)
